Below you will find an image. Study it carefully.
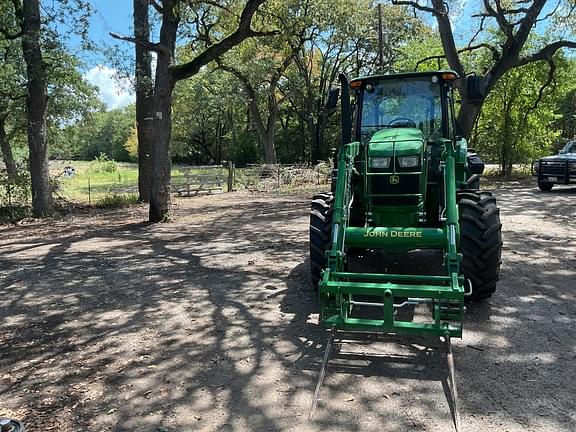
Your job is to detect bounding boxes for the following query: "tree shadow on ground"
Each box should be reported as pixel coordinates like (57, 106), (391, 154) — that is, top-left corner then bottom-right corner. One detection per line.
(0, 189), (575, 431)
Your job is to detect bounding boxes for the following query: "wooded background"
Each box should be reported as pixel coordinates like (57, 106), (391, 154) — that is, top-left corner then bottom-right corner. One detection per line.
(1, 0), (575, 221)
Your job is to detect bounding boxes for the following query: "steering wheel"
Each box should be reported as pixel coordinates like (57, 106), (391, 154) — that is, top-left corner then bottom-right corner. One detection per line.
(389, 117), (417, 128)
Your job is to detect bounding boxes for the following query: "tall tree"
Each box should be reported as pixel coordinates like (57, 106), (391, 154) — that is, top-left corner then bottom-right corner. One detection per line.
(288, 2), (430, 162)
(218, 40), (303, 165)
(113, 0), (273, 222)
(21, 0), (53, 216)
(2, 0), (93, 215)
(474, 59), (562, 174)
(0, 38), (25, 180)
(392, 0), (576, 138)
(133, 0), (154, 203)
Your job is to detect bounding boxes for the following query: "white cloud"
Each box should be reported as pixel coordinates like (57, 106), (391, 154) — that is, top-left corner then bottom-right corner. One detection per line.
(84, 65), (135, 110)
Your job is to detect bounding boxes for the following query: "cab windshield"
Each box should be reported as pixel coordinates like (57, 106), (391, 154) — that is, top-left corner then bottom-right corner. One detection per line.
(360, 77), (443, 142)
(560, 141), (576, 154)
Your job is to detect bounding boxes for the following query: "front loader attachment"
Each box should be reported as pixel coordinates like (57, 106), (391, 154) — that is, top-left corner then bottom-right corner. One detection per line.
(318, 139), (465, 338)
(310, 139), (465, 430)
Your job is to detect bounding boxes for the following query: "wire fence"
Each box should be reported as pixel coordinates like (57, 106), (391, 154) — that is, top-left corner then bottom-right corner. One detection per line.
(0, 162), (332, 214)
(234, 163), (332, 192)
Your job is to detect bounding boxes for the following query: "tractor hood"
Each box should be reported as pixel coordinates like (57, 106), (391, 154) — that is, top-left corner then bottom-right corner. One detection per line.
(367, 128), (425, 157)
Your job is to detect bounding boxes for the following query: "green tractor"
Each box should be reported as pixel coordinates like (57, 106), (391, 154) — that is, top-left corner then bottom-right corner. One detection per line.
(308, 71), (502, 428)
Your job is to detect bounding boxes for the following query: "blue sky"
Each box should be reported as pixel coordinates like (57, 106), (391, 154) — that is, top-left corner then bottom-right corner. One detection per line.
(81, 0), (135, 109)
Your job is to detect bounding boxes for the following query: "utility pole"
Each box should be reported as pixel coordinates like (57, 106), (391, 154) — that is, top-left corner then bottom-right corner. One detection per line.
(378, 3), (392, 73)
(378, 3), (384, 73)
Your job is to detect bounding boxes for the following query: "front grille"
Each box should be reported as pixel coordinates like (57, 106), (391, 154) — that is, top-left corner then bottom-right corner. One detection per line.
(373, 196), (420, 206)
(540, 161), (567, 175)
(371, 174), (419, 193)
(371, 174), (420, 206)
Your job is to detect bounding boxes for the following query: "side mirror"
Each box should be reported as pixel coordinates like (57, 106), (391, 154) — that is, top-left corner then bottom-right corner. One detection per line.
(467, 75), (486, 102)
(325, 87), (340, 112)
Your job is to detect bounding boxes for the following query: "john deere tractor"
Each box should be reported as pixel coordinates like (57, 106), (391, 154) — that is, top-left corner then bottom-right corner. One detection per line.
(308, 71), (502, 428)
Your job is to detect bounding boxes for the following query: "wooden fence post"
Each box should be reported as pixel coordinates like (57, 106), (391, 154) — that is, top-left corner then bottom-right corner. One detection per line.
(227, 161), (234, 192)
(277, 164), (281, 188)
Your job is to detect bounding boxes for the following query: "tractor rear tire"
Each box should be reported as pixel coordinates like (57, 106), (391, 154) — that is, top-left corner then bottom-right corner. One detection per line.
(457, 190), (503, 300)
(309, 193), (334, 290)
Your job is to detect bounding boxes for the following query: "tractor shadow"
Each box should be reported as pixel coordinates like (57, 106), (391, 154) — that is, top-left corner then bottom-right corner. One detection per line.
(282, 255), (460, 430)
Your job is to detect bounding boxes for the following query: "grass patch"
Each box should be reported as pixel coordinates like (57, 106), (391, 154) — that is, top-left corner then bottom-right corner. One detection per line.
(95, 193), (140, 208)
(51, 160), (140, 204)
(51, 160), (228, 203)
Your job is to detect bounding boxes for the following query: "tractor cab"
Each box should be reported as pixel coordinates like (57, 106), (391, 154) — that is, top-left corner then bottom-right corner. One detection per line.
(344, 72), (464, 227)
(351, 71), (457, 144)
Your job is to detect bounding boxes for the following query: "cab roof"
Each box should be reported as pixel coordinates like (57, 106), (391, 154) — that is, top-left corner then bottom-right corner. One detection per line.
(350, 70), (459, 86)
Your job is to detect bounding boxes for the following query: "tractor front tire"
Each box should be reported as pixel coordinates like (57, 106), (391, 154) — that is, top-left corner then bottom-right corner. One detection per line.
(309, 193), (333, 290)
(457, 191), (503, 300)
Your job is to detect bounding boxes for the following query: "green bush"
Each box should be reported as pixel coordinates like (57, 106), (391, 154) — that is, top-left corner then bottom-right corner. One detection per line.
(0, 170), (31, 207)
(88, 153), (118, 174)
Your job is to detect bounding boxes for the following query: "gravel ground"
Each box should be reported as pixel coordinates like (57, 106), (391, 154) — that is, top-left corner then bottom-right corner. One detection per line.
(1, 185), (575, 432)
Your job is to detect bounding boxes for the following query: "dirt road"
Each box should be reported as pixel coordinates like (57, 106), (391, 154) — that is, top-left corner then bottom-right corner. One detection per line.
(1, 185), (575, 431)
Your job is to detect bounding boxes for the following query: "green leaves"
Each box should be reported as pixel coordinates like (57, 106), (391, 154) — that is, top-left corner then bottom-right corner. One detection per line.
(472, 55), (576, 172)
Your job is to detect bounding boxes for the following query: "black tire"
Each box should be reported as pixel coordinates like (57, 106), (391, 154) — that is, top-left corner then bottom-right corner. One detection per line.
(537, 181), (553, 191)
(457, 191), (503, 300)
(0, 420), (25, 432)
(310, 193), (334, 290)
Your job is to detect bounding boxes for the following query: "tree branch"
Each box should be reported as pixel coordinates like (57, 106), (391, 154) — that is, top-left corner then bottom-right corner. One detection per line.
(530, 59), (556, 112)
(514, 59), (556, 148)
(414, 44), (500, 71)
(0, 27), (23, 40)
(149, 0), (163, 13)
(535, 0), (561, 24)
(391, 0), (437, 15)
(170, 0), (277, 82)
(414, 54), (445, 71)
(513, 0), (547, 54)
(482, 0), (513, 39)
(462, 43), (500, 61)
(429, 0), (465, 75)
(110, 31), (171, 57)
(514, 40), (576, 67)
(468, 15), (486, 48)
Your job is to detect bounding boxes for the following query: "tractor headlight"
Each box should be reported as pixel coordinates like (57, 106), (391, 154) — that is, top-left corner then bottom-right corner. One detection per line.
(570, 162), (576, 171)
(370, 157), (391, 169)
(398, 156), (420, 168)
(533, 161), (540, 172)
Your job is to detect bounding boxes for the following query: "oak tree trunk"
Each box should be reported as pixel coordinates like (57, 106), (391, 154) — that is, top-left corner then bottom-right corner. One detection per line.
(22, 0), (53, 216)
(262, 123), (277, 165)
(456, 98), (483, 139)
(134, 0), (154, 203)
(148, 0), (177, 222)
(0, 117), (17, 180)
(247, 97), (277, 165)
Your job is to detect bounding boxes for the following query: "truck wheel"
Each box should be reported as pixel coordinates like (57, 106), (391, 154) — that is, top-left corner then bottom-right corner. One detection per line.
(457, 191), (503, 300)
(310, 193), (333, 290)
(537, 181), (553, 191)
